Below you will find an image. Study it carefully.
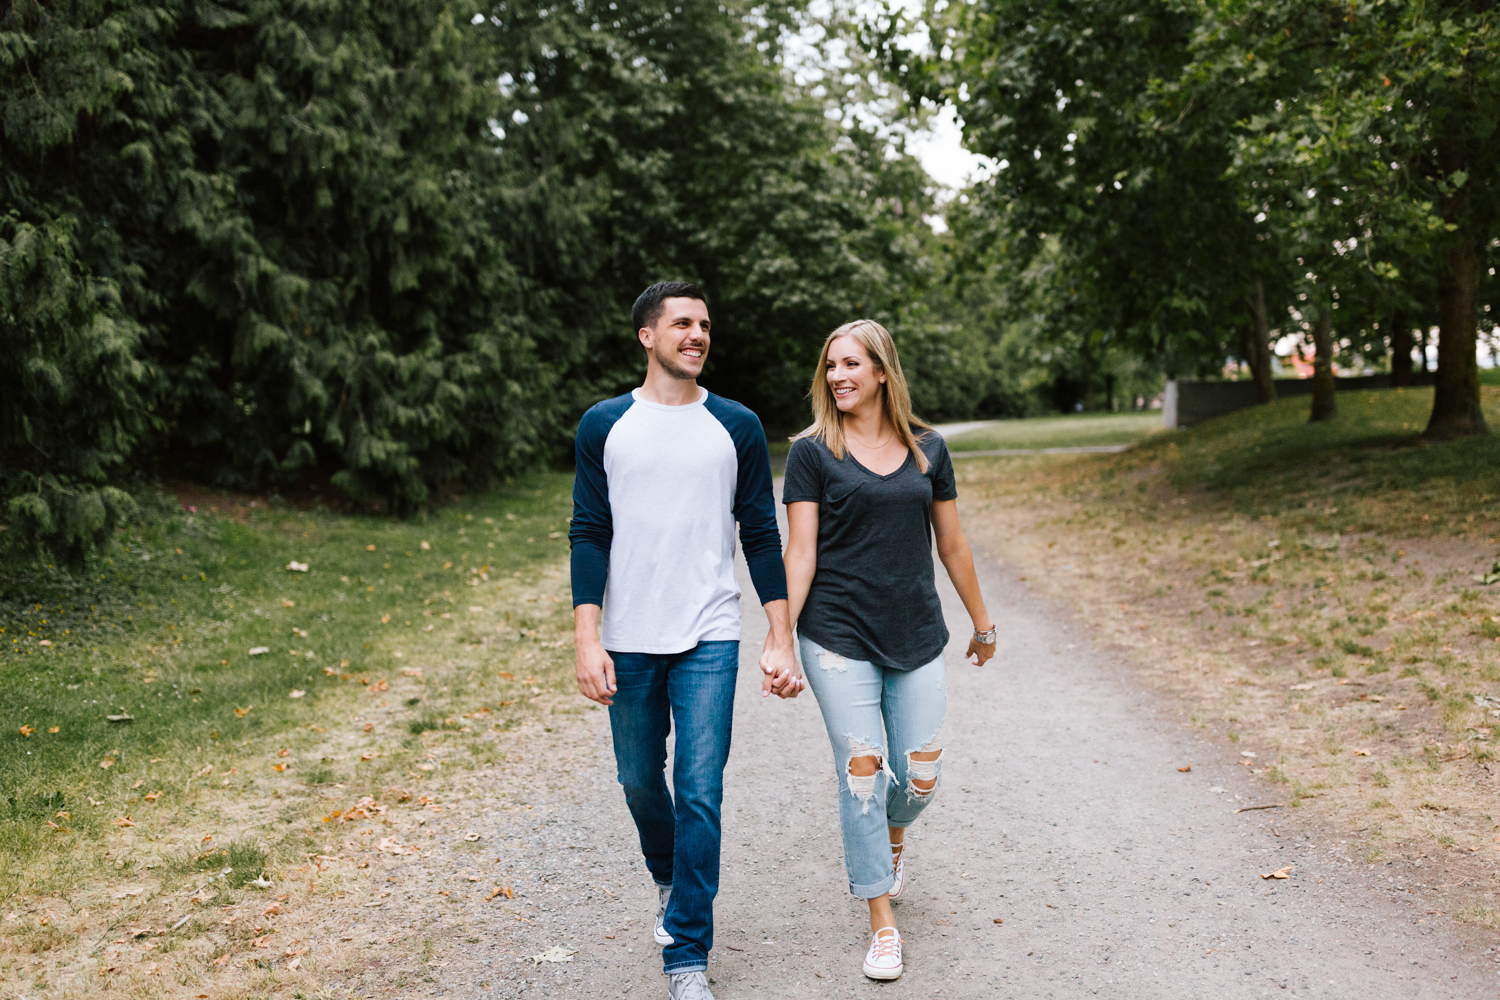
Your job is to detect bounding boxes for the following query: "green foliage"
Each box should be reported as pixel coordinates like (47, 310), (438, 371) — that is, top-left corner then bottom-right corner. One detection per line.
(885, 1), (1260, 386)
(487, 1), (938, 430)
(877, 0), (1498, 433)
(0, 213), (150, 565)
(0, 0), (940, 559)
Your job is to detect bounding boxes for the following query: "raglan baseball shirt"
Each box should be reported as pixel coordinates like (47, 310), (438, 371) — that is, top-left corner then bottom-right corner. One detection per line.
(569, 387), (787, 654)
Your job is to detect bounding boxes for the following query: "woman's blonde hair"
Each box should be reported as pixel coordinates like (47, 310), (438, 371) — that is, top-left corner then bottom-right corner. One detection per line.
(800, 319), (931, 473)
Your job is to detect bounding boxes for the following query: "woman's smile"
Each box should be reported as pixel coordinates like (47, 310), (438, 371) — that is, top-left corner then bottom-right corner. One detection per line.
(826, 335), (882, 411)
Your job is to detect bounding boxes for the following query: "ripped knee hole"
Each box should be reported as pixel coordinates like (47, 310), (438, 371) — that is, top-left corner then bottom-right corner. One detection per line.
(905, 746), (942, 797)
(844, 736), (885, 801)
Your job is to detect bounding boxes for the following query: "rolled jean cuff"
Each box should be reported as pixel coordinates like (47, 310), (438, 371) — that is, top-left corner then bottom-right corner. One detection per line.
(663, 961), (708, 975)
(653, 879), (673, 889)
(849, 872), (896, 900)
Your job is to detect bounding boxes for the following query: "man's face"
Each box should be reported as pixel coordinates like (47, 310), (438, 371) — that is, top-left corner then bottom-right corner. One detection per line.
(639, 297), (711, 381)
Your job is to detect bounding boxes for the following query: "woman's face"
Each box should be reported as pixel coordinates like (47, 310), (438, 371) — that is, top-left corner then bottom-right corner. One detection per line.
(825, 335), (885, 415)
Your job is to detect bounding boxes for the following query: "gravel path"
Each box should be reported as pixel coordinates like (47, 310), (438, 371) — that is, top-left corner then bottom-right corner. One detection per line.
(414, 497), (1500, 1000)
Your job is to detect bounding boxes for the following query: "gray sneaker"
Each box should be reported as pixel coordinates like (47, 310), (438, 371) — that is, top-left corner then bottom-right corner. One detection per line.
(667, 971), (714, 1000)
(653, 885), (673, 945)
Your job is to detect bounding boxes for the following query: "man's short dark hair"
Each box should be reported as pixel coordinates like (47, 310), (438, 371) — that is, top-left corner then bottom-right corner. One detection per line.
(632, 281), (706, 332)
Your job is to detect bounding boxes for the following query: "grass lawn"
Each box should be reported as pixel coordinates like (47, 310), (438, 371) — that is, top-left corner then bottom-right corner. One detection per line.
(945, 411), (1165, 451)
(0, 476), (583, 993)
(957, 386), (1500, 925)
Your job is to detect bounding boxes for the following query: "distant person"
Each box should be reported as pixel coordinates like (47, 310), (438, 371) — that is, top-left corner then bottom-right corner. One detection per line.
(781, 319), (996, 981)
(570, 281), (801, 1000)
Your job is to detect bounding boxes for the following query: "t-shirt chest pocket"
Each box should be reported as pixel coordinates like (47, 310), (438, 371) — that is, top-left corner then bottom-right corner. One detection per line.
(821, 479), (866, 514)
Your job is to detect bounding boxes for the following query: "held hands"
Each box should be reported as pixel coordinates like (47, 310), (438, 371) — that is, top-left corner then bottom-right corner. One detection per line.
(759, 632), (803, 699)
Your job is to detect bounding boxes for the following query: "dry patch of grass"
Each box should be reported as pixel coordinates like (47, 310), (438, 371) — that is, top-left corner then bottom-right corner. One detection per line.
(958, 387), (1500, 918)
(0, 478), (586, 997)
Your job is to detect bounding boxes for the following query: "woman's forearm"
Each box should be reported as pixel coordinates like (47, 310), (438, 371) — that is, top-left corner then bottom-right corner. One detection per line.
(783, 501), (820, 630)
(784, 551), (815, 627)
(932, 500), (993, 631)
(938, 540), (993, 631)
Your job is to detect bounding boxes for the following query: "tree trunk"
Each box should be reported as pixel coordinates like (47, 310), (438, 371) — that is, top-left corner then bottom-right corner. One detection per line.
(1245, 277), (1276, 403)
(1389, 309), (1412, 387)
(1424, 231), (1488, 438)
(1309, 311), (1337, 423)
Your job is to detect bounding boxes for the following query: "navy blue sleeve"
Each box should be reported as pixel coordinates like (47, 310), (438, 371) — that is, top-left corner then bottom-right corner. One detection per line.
(705, 394), (789, 605)
(568, 395), (632, 607)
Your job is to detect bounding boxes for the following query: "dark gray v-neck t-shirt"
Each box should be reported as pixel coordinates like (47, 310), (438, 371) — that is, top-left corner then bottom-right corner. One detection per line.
(782, 431), (957, 670)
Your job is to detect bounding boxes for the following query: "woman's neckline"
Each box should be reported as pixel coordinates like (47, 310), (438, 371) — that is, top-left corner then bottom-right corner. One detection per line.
(843, 445), (913, 481)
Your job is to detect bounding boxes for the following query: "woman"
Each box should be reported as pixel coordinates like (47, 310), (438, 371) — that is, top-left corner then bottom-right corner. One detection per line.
(781, 319), (996, 981)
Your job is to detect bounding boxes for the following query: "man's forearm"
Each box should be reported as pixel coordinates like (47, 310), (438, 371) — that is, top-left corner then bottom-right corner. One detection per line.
(763, 599), (793, 649)
(575, 603), (603, 646)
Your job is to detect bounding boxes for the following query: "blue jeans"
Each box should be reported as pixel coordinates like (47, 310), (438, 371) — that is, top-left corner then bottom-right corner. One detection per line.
(799, 637), (947, 899)
(607, 640), (738, 974)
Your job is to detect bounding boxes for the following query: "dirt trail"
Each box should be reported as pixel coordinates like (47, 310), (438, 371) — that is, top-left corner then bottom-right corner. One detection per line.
(424, 497), (1499, 999)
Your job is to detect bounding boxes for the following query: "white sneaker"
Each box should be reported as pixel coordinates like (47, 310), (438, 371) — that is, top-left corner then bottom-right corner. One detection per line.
(654, 885), (674, 946)
(667, 971), (714, 1000)
(888, 841), (906, 900)
(862, 926), (903, 980)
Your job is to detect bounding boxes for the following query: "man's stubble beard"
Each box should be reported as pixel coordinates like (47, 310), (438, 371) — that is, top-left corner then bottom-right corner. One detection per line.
(653, 343), (704, 382)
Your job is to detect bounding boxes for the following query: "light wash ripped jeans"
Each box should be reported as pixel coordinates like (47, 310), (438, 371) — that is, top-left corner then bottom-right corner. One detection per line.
(798, 636), (946, 899)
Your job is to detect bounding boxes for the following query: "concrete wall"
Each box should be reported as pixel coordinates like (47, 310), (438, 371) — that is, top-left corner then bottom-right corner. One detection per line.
(1164, 372), (1437, 428)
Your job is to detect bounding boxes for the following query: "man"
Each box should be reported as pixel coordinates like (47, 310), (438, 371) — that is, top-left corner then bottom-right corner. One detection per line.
(570, 281), (800, 1000)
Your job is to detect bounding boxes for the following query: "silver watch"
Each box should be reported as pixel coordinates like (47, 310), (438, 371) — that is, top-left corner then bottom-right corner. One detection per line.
(972, 627), (997, 645)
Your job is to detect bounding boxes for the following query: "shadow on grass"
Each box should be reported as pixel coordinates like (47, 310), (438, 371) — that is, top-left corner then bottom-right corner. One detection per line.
(1128, 387), (1500, 523)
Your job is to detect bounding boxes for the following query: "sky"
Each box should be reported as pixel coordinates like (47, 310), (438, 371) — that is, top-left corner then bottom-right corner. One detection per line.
(781, 1), (997, 230)
(905, 103), (992, 191)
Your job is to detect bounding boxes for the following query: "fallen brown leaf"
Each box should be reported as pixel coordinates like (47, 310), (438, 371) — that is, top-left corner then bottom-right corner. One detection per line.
(1260, 865), (1294, 880)
(377, 837), (420, 856)
(1177, 765), (1191, 772)
(113, 815), (135, 827)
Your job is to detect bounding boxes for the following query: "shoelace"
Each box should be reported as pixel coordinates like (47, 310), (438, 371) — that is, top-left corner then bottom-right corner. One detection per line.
(671, 971), (711, 999)
(869, 929), (901, 961)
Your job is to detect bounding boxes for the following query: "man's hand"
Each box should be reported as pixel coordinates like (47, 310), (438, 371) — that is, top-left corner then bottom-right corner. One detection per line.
(759, 634), (801, 699)
(758, 600), (801, 699)
(574, 604), (616, 705)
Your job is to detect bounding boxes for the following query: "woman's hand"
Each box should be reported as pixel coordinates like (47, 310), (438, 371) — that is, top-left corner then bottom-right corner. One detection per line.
(965, 631), (996, 667)
(760, 627), (804, 698)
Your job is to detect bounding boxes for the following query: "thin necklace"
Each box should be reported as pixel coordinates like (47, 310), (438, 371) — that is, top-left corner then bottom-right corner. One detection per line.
(846, 425), (892, 450)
